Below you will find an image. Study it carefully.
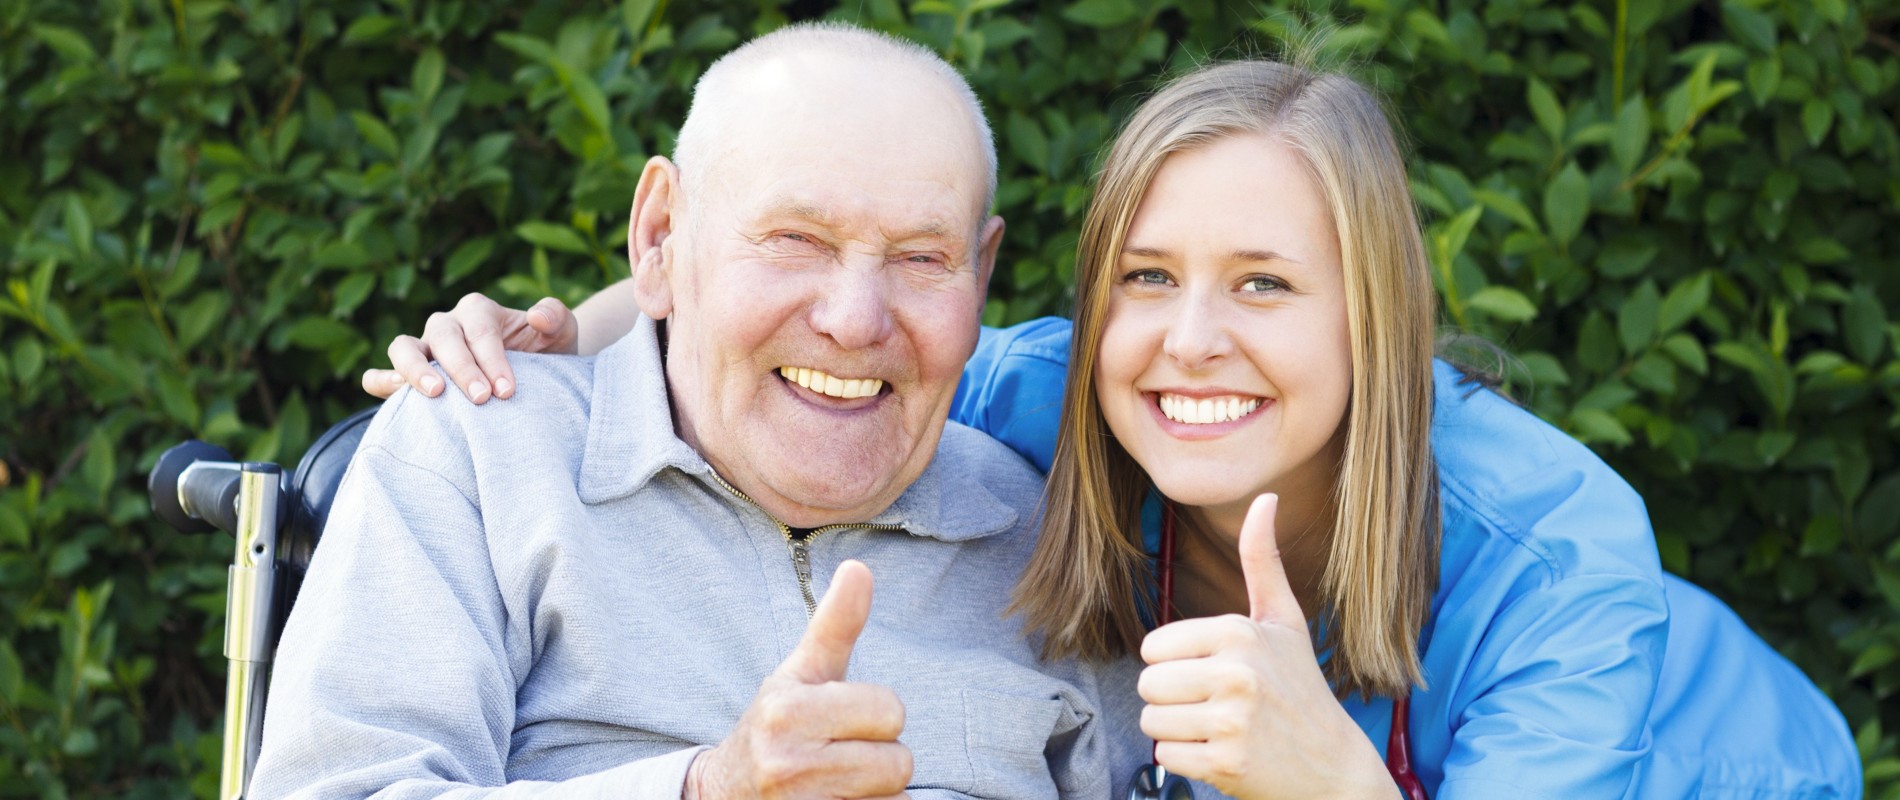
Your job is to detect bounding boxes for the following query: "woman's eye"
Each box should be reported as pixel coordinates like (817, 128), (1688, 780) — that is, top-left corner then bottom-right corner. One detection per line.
(1240, 276), (1286, 293)
(1124, 269), (1171, 286)
(778, 232), (810, 243)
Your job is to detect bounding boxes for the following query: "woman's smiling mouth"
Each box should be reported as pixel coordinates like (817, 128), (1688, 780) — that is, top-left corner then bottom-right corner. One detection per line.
(1147, 390), (1271, 438)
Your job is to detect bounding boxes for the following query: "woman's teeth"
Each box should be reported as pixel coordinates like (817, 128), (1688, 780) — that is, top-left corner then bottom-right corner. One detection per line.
(779, 366), (884, 399)
(1159, 393), (1263, 425)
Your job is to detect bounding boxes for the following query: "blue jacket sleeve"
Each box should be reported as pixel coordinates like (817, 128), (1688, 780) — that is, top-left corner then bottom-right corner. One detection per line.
(1434, 569), (1668, 798)
(950, 318), (1074, 473)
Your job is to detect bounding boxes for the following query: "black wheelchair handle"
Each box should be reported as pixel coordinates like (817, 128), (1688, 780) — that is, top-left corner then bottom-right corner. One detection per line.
(150, 439), (244, 534)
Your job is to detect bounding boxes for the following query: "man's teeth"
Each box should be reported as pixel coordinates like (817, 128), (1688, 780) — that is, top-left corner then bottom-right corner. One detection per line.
(778, 366), (885, 399)
(1158, 393), (1263, 425)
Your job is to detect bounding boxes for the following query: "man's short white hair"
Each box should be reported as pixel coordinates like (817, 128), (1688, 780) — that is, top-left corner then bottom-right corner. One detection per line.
(672, 21), (998, 209)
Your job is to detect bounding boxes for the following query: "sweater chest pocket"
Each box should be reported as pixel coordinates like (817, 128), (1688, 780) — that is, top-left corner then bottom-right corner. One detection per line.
(905, 689), (1073, 799)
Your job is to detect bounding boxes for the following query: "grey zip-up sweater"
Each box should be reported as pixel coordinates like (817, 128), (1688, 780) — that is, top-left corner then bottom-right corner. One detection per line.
(248, 316), (1108, 799)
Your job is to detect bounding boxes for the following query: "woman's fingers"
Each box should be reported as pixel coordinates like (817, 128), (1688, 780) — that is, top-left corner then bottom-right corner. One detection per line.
(1136, 658), (1216, 705)
(423, 309), (494, 403)
(360, 368), (405, 399)
(526, 296), (580, 354)
(1154, 740), (1252, 789)
(387, 334), (444, 397)
(1141, 614), (1259, 664)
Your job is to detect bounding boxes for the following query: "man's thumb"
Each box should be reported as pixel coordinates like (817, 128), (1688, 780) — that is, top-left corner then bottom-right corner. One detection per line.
(778, 560), (874, 683)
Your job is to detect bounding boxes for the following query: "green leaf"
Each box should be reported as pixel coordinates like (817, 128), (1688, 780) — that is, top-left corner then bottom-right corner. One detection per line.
(64, 194), (93, 261)
(1577, 312), (1619, 374)
(1800, 514), (1844, 556)
(1672, 334), (1717, 378)
(1543, 161), (1590, 247)
(1006, 111), (1049, 174)
(351, 112), (400, 158)
(14, 337), (44, 384)
(1658, 273), (1711, 334)
(1802, 97), (1835, 147)
(1568, 407), (1633, 446)
(444, 237), (496, 285)
(1797, 237), (1850, 264)
(413, 47), (446, 106)
(1720, 1), (1777, 53)
(1473, 190), (1539, 233)
(1843, 289), (1889, 364)
(1632, 352), (1678, 395)
(1618, 280), (1661, 354)
(30, 23), (97, 61)
(332, 272), (377, 318)
(1527, 78), (1565, 145)
(0, 640), (19, 705)
(515, 222), (590, 254)
(285, 317), (359, 349)
(342, 15), (400, 45)
(1062, 0), (1139, 28)
(173, 293), (229, 350)
(1611, 95), (1648, 176)
(81, 429), (115, 501)
(1466, 286), (1538, 322)
(1746, 58), (1781, 107)
(1597, 237), (1658, 279)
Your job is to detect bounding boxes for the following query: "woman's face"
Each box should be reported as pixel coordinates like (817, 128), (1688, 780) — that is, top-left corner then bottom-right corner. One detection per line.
(1095, 133), (1353, 524)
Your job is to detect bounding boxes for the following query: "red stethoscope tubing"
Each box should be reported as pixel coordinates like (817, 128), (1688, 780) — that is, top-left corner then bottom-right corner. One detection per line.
(1156, 504), (1428, 800)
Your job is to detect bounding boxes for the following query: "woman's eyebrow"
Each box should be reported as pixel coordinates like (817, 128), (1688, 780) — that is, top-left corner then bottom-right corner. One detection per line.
(1120, 244), (1302, 264)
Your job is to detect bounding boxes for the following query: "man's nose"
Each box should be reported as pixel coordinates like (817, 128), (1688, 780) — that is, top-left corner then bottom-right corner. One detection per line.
(1161, 290), (1234, 370)
(810, 257), (896, 351)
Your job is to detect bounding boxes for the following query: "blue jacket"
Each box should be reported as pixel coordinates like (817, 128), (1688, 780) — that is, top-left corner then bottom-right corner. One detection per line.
(952, 317), (1860, 799)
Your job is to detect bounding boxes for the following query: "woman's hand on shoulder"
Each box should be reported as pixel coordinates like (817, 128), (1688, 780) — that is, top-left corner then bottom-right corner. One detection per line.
(1137, 494), (1394, 800)
(361, 293), (579, 404)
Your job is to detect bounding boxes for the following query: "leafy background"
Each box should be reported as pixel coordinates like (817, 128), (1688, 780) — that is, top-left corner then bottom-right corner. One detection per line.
(1, 0), (1897, 795)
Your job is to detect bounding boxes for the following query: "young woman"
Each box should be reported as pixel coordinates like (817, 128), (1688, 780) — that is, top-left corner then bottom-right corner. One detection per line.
(364, 60), (1861, 799)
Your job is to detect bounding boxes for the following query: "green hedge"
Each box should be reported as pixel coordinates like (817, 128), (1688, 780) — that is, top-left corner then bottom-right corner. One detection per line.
(2, 0), (1897, 795)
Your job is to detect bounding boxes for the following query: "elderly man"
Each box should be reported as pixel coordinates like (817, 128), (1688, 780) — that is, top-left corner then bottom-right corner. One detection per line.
(250, 23), (1106, 799)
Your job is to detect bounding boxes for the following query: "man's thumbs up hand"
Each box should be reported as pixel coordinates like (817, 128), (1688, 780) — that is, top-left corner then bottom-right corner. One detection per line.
(776, 560), (874, 684)
(686, 561), (913, 800)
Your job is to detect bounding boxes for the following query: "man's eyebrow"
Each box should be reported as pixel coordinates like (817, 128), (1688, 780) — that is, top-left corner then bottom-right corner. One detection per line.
(757, 201), (845, 229)
(1120, 244), (1301, 264)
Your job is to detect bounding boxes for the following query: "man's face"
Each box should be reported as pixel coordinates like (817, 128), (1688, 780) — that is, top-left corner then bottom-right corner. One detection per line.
(653, 63), (999, 527)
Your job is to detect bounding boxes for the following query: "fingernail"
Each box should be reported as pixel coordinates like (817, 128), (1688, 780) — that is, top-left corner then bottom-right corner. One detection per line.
(471, 380), (489, 402)
(495, 377), (512, 397)
(386, 371), (403, 384)
(421, 375), (441, 395)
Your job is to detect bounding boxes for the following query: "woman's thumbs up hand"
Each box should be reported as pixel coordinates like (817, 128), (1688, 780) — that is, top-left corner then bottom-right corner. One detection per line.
(1135, 495), (1392, 800)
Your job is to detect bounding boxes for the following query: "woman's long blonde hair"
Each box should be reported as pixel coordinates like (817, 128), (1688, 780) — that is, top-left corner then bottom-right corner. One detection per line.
(1010, 59), (1440, 700)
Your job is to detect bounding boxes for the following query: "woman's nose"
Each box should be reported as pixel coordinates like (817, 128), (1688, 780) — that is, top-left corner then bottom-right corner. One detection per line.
(1161, 292), (1234, 370)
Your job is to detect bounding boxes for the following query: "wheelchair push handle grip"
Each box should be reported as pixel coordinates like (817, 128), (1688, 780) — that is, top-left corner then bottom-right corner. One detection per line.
(150, 440), (257, 535)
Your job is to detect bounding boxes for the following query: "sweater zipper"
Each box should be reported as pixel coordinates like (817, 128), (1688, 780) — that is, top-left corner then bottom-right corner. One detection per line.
(706, 472), (904, 617)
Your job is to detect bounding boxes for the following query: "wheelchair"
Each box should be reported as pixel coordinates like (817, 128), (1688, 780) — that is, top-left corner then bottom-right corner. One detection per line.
(147, 408), (379, 800)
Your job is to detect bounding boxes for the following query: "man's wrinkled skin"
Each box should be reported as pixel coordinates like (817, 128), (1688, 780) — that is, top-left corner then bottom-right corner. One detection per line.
(369, 43), (1004, 800)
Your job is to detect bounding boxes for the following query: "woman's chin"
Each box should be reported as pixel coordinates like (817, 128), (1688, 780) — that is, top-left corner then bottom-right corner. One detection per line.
(1146, 472), (1262, 513)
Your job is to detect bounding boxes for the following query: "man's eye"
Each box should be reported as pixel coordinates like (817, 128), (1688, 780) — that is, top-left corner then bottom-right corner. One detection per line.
(778, 232), (810, 243)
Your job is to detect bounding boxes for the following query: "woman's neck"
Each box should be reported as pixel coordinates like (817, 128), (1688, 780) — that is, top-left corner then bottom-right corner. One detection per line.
(1167, 444), (1343, 621)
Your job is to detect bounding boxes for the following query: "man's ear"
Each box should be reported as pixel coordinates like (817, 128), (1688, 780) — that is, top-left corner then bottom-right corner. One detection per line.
(973, 214), (1006, 298)
(629, 156), (682, 320)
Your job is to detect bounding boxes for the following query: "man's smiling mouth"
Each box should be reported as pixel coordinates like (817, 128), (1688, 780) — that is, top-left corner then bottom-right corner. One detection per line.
(777, 366), (886, 399)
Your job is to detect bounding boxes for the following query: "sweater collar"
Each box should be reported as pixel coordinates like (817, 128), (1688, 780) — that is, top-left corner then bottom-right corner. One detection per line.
(577, 315), (1019, 543)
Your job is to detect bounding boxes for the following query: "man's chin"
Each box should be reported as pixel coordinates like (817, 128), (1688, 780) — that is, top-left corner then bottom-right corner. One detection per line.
(745, 451), (917, 527)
